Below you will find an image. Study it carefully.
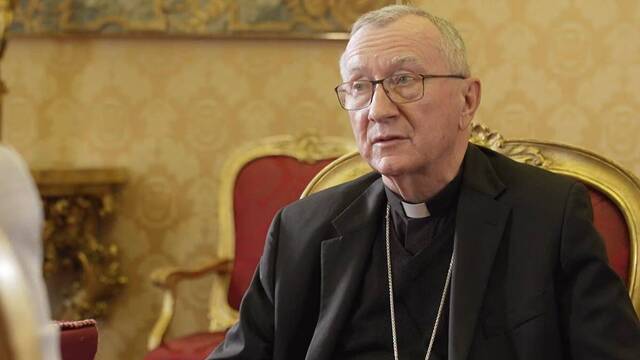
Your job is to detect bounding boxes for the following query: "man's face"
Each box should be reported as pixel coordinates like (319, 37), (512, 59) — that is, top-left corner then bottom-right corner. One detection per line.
(341, 15), (474, 179)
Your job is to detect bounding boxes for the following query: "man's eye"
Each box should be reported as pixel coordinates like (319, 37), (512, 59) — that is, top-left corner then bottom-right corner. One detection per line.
(351, 81), (368, 92)
(392, 74), (417, 86)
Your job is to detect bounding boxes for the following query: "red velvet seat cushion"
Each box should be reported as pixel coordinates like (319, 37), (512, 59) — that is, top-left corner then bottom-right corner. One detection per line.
(587, 186), (630, 284)
(144, 332), (227, 360)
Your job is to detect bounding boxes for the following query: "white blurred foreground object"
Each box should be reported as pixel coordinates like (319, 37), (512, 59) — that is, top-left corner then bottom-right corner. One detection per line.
(0, 227), (42, 359)
(0, 145), (61, 360)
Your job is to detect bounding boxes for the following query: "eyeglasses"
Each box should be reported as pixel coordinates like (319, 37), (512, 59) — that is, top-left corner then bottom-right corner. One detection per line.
(334, 73), (466, 111)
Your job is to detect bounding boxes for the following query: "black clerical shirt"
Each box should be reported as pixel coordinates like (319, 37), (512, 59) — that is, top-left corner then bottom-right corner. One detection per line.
(333, 173), (462, 359)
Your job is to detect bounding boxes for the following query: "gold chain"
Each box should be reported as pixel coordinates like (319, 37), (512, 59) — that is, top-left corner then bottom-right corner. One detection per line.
(385, 204), (455, 360)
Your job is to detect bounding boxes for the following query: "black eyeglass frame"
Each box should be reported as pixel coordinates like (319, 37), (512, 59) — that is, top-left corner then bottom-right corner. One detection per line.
(334, 74), (467, 111)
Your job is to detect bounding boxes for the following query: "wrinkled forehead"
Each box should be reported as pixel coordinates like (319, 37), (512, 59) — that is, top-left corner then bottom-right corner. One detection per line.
(340, 16), (444, 78)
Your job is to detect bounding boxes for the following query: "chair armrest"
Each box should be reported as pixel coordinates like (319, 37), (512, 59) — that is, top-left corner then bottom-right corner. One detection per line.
(58, 319), (98, 360)
(150, 258), (233, 288)
(147, 258), (232, 350)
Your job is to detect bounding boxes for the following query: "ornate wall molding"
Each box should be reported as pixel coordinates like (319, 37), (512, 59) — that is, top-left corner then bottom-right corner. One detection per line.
(32, 167), (128, 320)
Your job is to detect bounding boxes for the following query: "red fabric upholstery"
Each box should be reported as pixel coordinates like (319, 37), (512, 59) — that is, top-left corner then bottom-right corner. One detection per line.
(143, 332), (226, 360)
(229, 156), (334, 308)
(587, 186), (630, 284)
(58, 319), (98, 360)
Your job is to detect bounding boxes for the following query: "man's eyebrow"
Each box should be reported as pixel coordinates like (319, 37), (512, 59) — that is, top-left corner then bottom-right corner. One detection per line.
(341, 56), (420, 78)
(342, 62), (366, 80)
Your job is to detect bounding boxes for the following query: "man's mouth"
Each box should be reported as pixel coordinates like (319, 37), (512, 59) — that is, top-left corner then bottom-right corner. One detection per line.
(372, 135), (406, 145)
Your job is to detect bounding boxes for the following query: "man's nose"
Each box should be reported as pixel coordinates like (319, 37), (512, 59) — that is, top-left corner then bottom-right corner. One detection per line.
(368, 83), (398, 122)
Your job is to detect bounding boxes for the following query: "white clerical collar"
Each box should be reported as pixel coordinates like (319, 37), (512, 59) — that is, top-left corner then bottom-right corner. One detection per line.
(401, 201), (430, 219)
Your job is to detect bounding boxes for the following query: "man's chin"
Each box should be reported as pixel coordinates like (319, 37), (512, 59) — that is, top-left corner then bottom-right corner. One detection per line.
(370, 157), (410, 177)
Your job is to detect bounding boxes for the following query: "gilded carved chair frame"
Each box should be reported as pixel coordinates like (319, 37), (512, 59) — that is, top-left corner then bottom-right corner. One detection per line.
(147, 133), (355, 350)
(0, 228), (42, 360)
(302, 123), (640, 315)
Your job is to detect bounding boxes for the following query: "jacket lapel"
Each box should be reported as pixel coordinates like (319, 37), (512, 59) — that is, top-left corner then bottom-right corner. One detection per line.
(305, 178), (385, 360)
(449, 144), (511, 360)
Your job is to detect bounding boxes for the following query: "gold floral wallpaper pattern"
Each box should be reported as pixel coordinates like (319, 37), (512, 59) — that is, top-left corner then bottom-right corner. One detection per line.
(2, 1), (640, 360)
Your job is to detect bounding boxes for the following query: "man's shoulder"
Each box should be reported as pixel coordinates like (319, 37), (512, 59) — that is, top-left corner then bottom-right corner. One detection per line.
(475, 144), (580, 207)
(478, 144), (576, 188)
(281, 171), (380, 222)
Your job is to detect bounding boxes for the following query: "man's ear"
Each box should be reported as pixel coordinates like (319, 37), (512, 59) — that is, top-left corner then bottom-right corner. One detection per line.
(459, 78), (481, 130)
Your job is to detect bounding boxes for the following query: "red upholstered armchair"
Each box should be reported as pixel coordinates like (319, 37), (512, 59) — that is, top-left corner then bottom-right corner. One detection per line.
(303, 123), (640, 315)
(144, 134), (354, 360)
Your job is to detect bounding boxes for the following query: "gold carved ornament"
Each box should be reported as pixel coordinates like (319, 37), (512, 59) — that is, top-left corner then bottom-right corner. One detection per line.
(33, 168), (128, 320)
(302, 122), (640, 315)
(147, 133), (355, 350)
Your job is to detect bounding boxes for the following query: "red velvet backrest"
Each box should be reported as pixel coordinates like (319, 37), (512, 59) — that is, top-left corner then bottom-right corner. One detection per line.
(587, 186), (630, 285)
(228, 156), (335, 309)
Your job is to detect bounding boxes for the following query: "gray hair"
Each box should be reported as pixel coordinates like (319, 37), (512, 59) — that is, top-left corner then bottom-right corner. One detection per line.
(349, 5), (470, 77)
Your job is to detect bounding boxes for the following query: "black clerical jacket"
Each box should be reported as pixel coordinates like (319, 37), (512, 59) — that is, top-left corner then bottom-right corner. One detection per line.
(208, 144), (640, 360)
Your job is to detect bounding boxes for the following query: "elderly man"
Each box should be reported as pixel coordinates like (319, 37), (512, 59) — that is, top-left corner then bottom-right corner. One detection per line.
(208, 5), (640, 360)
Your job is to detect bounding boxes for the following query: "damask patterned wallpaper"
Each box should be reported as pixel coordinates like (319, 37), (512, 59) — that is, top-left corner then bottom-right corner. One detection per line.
(2, 1), (639, 360)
